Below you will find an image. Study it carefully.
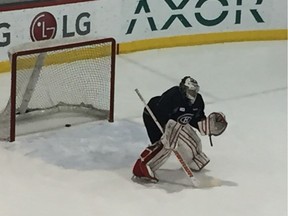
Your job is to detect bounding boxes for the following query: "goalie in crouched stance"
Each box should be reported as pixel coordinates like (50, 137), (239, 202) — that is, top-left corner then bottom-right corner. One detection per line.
(132, 76), (227, 182)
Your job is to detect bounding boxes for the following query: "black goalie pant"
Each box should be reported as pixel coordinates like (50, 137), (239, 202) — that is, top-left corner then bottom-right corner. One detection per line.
(143, 111), (162, 144)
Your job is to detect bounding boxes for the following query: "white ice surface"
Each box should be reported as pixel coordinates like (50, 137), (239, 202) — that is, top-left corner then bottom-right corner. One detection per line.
(0, 41), (287, 216)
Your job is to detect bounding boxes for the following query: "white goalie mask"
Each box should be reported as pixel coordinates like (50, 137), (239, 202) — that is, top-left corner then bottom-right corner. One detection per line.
(180, 76), (200, 104)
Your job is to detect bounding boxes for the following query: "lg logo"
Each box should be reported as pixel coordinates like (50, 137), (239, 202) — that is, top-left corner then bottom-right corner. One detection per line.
(30, 12), (57, 41)
(0, 23), (10, 47)
(30, 11), (91, 41)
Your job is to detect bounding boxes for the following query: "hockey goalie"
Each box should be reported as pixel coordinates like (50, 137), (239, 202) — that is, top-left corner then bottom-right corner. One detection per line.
(132, 76), (228, 182)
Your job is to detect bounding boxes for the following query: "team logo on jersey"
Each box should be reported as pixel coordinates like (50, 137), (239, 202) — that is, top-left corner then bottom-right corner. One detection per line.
(177, 113), (194, 124)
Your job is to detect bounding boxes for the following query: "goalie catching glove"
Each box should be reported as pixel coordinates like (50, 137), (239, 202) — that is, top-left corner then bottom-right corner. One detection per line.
(198, 112), (228, 136)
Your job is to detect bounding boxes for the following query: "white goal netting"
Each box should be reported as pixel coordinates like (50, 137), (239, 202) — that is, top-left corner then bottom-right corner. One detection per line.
(0, 37), (116, 141)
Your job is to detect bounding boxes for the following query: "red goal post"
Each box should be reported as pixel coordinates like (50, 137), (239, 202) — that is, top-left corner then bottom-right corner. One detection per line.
(0, 37), (116, 142)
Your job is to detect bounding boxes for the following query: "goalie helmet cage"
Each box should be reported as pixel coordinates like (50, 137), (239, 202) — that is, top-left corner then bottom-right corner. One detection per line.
(0, 37), (116, 142)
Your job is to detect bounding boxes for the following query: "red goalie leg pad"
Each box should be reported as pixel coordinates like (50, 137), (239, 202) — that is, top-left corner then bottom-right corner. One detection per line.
(132, 159), (145, 177)
(132, 159), (157, 180)
(132, 142), (164, 180)
(140, 143), (163, 163)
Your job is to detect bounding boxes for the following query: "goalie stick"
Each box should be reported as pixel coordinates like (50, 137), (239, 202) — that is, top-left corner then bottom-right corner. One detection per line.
(135, 88), (200, 187)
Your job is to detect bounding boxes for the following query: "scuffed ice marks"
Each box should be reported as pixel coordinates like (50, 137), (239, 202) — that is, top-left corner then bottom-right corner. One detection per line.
(4, 120), (148, 170)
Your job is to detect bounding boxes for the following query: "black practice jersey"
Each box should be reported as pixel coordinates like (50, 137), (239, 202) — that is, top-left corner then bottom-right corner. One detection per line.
(144, 86), (206, 130)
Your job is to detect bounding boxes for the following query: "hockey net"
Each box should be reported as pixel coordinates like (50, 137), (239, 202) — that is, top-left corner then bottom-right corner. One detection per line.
(0, 37), (116, 142)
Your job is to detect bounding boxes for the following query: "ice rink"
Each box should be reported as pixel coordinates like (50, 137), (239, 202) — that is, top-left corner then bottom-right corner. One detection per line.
(0, 40), (287, 216)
